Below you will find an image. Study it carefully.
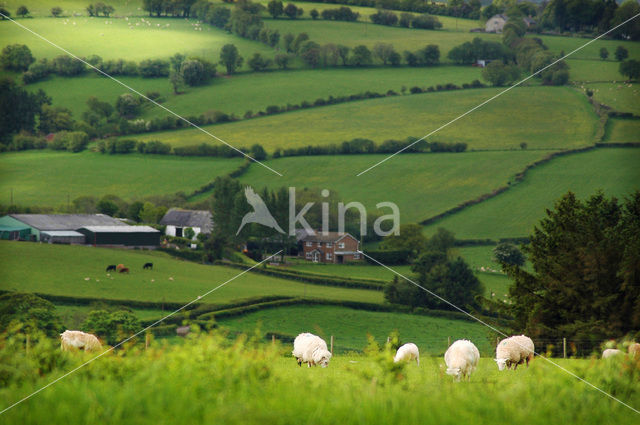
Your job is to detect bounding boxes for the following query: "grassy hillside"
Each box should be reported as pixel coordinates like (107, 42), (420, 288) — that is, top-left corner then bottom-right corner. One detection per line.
(568, 59), (625, 82)
(3, 339), (636, 425)
(539, 35), (640, 61)
(0, 1), (142, 16)
(137, 86), (597, 152)
(0, 151), (244, 206)
(27, 66), (483, 119)
(238, 151), (547, 223)
(265, 19), (500, 58)
(605, 118), (640, 143)
(0, 17), (275, 63)
(586, 82), (640, 115)
(422, 147), (640, 239)
(219, 304), (493, 354)
(0, 242), (384, 304)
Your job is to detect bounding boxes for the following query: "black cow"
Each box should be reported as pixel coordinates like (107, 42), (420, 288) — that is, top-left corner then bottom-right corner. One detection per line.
(106, 265), (116, 272)
(143, 262), (153, 270)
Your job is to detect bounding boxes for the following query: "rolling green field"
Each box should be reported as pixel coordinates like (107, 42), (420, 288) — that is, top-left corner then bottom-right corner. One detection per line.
(219, 304), (493, 354)
(137, 86), (597, 152)
(568, 59), (626, 82)
(1, 333), (638, 425)
(55, 304), (167, 329)
(540, 34), (640, 61)
(422, 147), (640, 239)
(265, 19), (501, 58)
(605, 118), (640, 143)
(283, 261), (410, 282)
(0, 0), (142, 16)
(0, 16), (276, 64)
(0, 242), (384, 304)
(27, 66), (483, 120)
(238, 151), (547, 223)
(586, 81), (640, 115)
(0, 151), (244, 206)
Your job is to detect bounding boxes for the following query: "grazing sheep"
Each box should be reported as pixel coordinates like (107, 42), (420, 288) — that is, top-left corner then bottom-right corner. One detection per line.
(602, 348), (623, 359)
(60, 330), (102, 352)
(292, 333), (332, 368)
(628, 343), (640, 358)
(394, 343), (420, 366)
(495, 335), (535, 371)
(445, 339), (480, 381)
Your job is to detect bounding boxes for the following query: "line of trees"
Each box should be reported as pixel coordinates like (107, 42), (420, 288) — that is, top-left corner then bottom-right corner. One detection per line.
(295, 0), (481, 20)
(370, 9), (442, 30)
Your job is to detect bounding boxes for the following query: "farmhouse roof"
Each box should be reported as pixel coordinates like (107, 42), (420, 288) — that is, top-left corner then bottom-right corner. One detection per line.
(492, 14), (508, 21)
(10, 214), (125, 231)
(160, 209), (213, 233)
(79, 226), (160, 233)
(301, 231), (357, 243)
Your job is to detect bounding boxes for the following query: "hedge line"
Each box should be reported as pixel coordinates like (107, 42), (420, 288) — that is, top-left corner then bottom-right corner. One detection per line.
(419, 146), (598, 228)
(0, 289), (198, 311)
(215, 261), (385, 290)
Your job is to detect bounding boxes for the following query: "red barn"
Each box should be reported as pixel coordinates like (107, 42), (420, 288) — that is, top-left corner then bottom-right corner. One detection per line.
(300, 231), (361, 263)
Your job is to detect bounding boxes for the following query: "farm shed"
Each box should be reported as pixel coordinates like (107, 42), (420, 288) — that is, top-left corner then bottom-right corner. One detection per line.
(78, 226), (161, 248)
(2, 214), (125, 242)
(160, 209), (213, 239)
(0, 225), (31, 240)
(40, 230), (85, 245)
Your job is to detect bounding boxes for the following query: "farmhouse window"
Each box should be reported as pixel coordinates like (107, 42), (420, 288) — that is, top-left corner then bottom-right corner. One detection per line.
(306, 252), (311, 258)
(326, 242), (332, 248)
(326, 253), (332, 260)
(338, 242), (345, 249)
(353, 253), (360, 259)
(306, 241), (312, 247)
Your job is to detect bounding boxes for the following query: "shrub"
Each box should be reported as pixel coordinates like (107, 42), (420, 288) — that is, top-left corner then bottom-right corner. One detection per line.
(51, 55), (85, 76)
(0, 44), (35, 71)
(138, 59), (170, 78)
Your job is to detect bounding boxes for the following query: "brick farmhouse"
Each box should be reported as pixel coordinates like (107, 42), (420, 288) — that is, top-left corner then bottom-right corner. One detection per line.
(300, 231), (361, 263)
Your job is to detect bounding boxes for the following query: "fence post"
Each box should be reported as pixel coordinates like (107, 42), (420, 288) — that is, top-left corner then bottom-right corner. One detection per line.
(563, 338), (567, 359)
(448, 336), (451, 347)
(145, 332), (150, 350)
(330, 335), (334, 355)
(272, 334), (276, 345)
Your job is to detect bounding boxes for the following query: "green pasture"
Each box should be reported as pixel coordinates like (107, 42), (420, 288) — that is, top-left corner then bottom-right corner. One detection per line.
(2, 332), (638, 425)
(0, 16), (275, 63)
(586, 81), (640, 115)
(26, 66), (482, 120)
(283, 261), (410, 282)
(219, 304), (493, 354)
(0, 0), (142, 17)
(0, 241), (383, 304)
(568, 59), (625, 82)
(540, 34), (640, 61)
(0, 151), (244, 206)
(238, 151), (547, 223)
(604, 118), (640, 143)
(264, 19), (501, 58)
(137, 86), (597, 152)
(422, 147), (640, 239)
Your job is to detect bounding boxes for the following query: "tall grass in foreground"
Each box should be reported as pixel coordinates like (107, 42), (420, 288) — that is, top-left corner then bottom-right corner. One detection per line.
(1, 330), (638, 424)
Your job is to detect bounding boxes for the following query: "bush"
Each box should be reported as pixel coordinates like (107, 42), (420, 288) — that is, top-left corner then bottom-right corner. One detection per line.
(50, 131), (89, 152)
(363, 249), (412, 265)
(138, 59), (170, 78)
(22, 59), (51, 84)
(410, 14), (442, 30)
(51, 55), (85, 76)
(370, 10), (398, 26)
(1, 44), (35, 72)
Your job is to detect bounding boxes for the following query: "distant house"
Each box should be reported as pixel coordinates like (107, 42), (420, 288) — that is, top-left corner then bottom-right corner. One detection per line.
(300, 231), (361, 263)
(485, 14), (508, 33)
(160, 209), (213, 240)
(485, 14), (536, 33)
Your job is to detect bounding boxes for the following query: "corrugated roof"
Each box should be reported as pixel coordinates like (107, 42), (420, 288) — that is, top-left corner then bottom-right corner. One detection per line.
(160, 209), (213, 233)
(10, 214), (125, 230)
(40, 230), (85, 237)
(80, 226), (160, 233)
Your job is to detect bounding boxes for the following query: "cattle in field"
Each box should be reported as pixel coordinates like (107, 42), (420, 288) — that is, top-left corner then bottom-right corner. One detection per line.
(106, 265), (116, 272)
(119, 267), (130, 273)
(143, 262), (153, 270)
(60, 330), (102, 352)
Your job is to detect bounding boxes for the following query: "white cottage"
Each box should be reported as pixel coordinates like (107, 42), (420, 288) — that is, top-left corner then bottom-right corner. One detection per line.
(485, 14), (508, 33)
(160, 209), (213, 241)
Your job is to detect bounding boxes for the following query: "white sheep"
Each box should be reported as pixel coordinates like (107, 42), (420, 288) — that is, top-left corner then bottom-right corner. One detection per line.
(292, 333), (332, 368)
(444, 339), (480, 381)
(394, 343), (420, 366)
(602, 348), (623, 359)
(495, 335), (534, 371)
(60, 330), (102, 352)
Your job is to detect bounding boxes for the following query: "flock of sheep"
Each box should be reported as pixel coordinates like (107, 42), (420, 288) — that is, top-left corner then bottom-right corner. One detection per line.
(60, 330), (640, 381)
(292, 332), (537, 381)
